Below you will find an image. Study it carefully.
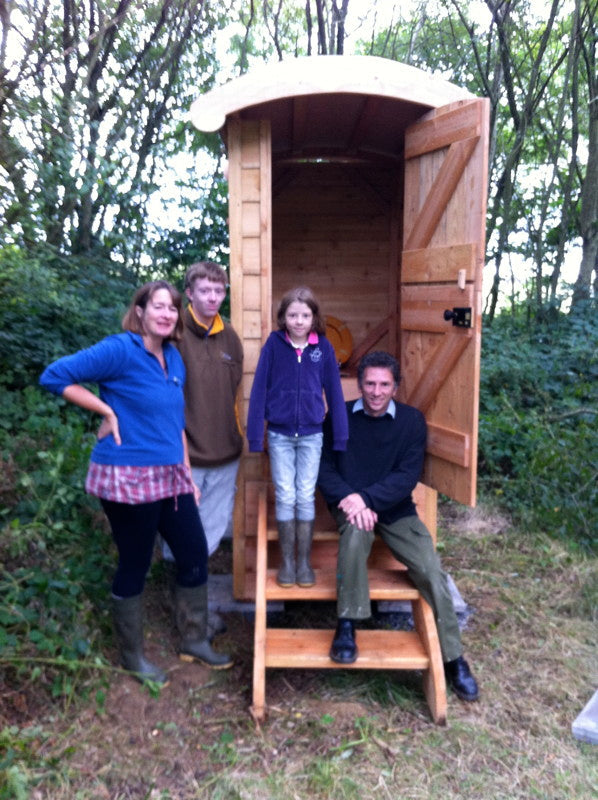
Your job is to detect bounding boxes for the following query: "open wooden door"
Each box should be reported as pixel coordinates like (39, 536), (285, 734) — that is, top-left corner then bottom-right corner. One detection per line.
(400, 98), (489, 506)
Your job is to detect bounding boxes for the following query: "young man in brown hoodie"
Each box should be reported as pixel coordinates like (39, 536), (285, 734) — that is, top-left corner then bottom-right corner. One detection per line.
(162, 261), (243, 636)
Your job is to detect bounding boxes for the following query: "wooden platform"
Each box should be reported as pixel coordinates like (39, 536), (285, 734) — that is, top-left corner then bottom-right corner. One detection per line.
(251, 485), (447, 725)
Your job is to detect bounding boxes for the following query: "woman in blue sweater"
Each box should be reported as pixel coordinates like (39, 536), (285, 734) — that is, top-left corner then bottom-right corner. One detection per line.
(40, 281), (232, 683)
(247, 287), (348, 588)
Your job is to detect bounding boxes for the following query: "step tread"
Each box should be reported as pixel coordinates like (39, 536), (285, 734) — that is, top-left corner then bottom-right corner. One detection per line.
(263, 628), (430, 669)
(263, 569), (419, 600)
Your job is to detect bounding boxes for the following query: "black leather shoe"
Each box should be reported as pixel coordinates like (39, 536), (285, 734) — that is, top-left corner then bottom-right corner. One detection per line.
(330, 619), (357, 664)
(444, 656), (479, 701)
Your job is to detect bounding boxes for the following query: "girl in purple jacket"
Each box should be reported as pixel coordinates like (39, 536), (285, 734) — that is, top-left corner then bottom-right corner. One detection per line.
(247, 287), (348, 587)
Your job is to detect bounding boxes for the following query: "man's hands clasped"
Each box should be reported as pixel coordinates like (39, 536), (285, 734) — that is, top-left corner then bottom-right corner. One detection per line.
(338, 492), (378, 531)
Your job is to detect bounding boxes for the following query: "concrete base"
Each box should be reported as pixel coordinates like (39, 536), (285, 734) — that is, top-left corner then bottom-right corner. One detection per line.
(207, 573), (283, 614)
(376, 574), (467, 615)
(207, 572), (470, 630)
(572, 689), (598, 744)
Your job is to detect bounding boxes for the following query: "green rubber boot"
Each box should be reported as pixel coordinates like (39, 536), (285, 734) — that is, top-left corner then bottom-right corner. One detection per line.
(111, 594), (168, 684)
(175, 584), (233, 669)
(296, 519), (315, 587)
(276, 519), (296, 587)
(161, 559), (225, 641)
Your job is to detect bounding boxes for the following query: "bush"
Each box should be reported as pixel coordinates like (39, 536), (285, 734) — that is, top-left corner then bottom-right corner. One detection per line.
(0, 386), (114, 703)
(0, 245), (136, 390)
(479, 304), (597, 551)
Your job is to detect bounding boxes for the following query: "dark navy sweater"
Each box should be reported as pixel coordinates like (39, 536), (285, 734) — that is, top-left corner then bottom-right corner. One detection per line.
(317, 399), (426, 523)
(247, 330), (348, 451)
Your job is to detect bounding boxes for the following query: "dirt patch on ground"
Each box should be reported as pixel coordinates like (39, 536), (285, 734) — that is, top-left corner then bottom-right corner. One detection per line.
(440, 500), (512, 540)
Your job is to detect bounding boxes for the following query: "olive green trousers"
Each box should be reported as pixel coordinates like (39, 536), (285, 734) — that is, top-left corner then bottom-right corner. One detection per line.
(331, 509), (463, 663)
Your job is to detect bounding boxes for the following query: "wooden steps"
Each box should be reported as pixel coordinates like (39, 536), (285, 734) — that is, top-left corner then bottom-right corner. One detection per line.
(251, 485), (447, 725)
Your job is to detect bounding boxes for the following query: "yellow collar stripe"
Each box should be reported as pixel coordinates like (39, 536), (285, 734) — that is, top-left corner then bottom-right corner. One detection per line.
(188, 306), (224, 335)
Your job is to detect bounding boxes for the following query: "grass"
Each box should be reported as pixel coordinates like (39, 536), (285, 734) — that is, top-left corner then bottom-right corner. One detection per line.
(1, 501), (596, 799)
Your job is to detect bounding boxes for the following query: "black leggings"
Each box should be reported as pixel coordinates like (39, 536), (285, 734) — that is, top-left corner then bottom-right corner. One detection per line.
(101, 493), (208, 597)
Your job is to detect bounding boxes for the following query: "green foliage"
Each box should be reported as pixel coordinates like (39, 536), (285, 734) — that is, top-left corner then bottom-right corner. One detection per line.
(0, 245), (136, 390)
(0, 726), (53, 800)
(479, 303), (597, 551)
(150, 160), (230, 287)
(0, 1), (228, 266)
(362, 1), (594, 312)
(0, 384), (114, 706)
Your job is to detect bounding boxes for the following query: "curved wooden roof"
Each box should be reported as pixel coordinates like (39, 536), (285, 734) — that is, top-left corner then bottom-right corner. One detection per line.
(189, 56), (474, 163)
(190, 56), (473, 131)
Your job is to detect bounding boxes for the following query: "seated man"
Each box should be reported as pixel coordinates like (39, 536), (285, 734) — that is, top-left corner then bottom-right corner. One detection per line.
(317, 350), (479, 701)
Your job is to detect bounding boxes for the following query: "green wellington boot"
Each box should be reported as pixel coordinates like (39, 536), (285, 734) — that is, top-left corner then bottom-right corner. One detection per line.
(111, 594), (168, 684)
(296, 519), (315, 587)
(175, 584), (233, 669)
(162, 559), (225, 641)
(276, 519), (296, 587)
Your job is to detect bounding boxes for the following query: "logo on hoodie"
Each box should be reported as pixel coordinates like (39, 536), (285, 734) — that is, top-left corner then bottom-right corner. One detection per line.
(310, 347), (323, 363)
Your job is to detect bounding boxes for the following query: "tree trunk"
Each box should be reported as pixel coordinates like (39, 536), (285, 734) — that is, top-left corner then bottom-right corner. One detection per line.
(571, 0), (598, 308)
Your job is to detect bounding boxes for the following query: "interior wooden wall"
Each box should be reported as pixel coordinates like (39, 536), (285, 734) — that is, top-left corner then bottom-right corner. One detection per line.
(270, 163), (403, 368)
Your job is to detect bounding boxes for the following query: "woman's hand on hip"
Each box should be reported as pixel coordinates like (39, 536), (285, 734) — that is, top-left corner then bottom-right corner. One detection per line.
(97, 411), (121, 445)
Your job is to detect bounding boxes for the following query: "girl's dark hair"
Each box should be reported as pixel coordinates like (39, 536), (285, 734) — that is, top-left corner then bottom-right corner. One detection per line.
(357, 351), (401, 386)
(121, 280), (184, 342)
(276, 286), (326, 334)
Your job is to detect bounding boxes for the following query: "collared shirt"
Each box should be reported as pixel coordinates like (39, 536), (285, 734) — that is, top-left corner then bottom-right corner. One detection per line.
(352, 397), (397, 418)
(178, 306), (244, 468)
(285, 330), (319, 360)
(318, 398), (425, 524)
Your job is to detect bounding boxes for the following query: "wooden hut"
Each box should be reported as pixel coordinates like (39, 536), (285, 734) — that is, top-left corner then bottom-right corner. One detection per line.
(190, 54), (488, 595)
(190, 56), (488, 722)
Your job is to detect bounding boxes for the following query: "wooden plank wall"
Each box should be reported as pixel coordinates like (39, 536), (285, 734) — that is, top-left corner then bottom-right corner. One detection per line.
(271, 163), (401, 363)
(227, 116), (272, 596)
(227, 137), (409, 598)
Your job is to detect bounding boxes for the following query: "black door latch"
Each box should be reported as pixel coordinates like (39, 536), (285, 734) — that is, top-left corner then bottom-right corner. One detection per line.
(443, 307), (472, 328)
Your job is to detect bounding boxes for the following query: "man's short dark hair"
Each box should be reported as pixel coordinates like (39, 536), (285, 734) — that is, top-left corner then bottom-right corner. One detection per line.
(357, 351), (401, 386)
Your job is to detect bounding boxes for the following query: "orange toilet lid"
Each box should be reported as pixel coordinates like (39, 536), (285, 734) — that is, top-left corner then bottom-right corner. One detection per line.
(325, 316), (353, 365)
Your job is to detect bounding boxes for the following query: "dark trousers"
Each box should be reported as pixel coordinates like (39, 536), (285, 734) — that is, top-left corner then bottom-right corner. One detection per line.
(332, 509), (463, 663)
(101, 493), (208, 598)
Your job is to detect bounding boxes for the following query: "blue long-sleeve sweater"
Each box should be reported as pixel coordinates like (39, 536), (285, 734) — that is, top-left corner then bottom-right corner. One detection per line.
(39, 332), (186, 466)
(247, 330), (348, 452)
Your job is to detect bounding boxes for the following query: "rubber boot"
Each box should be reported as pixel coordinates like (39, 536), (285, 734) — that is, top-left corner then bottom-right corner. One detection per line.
(276, 519), (296, 587)
(207, 609), (227, 640)
(296, 519), (315, 587)
(111, 594), (168, 684)
(161, 559), (225, 641)
(175, 584), (233, 669)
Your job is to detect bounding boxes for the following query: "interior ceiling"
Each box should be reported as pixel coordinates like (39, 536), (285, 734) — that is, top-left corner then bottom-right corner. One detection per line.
(236, 93), (430, 165)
